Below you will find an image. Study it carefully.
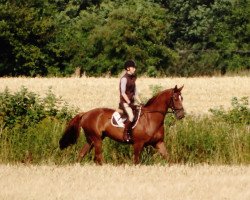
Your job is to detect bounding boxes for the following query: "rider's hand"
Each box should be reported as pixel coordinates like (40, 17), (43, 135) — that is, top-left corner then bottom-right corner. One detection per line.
(129, 103), (136, 110)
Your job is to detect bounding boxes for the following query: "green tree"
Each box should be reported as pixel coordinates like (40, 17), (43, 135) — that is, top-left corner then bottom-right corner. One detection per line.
(77, 0), (176, 76)
(0, 0), (56, 76)
(0, 0), (249, 76)
(167, 0), (250, 75)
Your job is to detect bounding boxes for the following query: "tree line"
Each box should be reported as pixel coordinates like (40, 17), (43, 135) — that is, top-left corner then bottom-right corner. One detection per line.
(0, 0), (249, 77)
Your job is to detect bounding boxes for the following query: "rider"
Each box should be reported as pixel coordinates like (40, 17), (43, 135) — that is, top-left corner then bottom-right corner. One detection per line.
(119, 60), (142, 142)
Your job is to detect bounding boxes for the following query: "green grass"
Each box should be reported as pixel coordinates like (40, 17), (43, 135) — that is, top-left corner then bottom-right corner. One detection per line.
(0, 87), (249, 165)
(165, 116), (250, 164)
(0, 115), (249, 165)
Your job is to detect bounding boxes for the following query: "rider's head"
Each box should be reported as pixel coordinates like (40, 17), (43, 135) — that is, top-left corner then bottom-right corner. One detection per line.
(124, 60), (136, 71)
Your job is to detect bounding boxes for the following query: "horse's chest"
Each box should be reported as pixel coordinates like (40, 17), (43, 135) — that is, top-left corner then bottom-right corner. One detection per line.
(145, 125), (164, 139)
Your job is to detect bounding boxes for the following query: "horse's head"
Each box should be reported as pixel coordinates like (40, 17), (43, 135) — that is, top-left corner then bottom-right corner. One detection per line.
(169, 85), (185, 119)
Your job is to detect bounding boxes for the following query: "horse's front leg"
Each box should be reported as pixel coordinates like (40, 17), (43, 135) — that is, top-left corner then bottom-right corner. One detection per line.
(133, 142), (144, 165)
(155, 141), (170, 164)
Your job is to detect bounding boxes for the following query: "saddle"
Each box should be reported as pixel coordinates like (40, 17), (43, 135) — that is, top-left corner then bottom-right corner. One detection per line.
(111, 106), (142, 128)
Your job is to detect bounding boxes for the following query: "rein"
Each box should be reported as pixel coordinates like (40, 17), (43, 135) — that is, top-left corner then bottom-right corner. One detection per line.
(141, 109), (166, 116)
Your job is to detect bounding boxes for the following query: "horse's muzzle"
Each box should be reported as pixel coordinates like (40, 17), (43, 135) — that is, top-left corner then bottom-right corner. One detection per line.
(175, 109), (185, 120)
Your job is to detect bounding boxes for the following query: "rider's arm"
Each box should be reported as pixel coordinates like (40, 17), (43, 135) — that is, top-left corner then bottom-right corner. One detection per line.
(121, 77), (131, 104)
(134, 87), (142, 104)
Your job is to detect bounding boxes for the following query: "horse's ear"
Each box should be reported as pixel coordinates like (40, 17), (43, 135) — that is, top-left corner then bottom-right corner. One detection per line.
(174, 85), (184, 92)
(174, 85), (178, 92)
(179, 85), (184, 92)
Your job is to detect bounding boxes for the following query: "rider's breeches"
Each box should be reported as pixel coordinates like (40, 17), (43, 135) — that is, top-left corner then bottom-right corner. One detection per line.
(123, 103), (134, 122)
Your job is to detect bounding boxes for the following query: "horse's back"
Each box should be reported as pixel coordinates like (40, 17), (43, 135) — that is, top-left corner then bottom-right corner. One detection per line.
(84, 107), (114, 116)
(81, 107), (114, 129)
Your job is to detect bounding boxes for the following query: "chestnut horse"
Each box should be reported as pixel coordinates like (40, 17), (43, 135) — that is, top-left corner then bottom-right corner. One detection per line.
(59, 85), (185, 164)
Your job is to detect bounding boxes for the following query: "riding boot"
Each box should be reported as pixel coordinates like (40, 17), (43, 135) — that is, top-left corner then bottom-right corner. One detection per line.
(123, 120), (133, 142)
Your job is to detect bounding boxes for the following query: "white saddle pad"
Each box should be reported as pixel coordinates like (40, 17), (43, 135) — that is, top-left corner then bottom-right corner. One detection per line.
(111, 111), (126, 128)
(111, 108), (141, 128)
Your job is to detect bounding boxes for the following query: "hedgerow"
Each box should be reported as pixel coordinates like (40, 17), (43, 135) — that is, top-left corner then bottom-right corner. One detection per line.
(0, 87), (249, 165)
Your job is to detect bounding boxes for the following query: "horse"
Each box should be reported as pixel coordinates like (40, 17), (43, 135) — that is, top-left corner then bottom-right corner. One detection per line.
(59, 85), (185, 164)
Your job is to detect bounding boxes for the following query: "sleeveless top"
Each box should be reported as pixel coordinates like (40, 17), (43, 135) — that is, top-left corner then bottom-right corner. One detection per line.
(119, 73), (136, 105)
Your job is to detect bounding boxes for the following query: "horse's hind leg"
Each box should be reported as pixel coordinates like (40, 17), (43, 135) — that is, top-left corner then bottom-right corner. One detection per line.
(93, 139), (103, 165)
(78, 142), (93, 162)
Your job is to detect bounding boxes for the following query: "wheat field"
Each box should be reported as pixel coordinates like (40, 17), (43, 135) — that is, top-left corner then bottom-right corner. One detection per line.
(1, 77), (250, 200)
(0, 76), (249, 115)
(0, 164), (249, 200)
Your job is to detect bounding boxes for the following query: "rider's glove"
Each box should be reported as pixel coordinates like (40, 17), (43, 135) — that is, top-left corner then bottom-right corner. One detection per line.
(128, 103), (136, 110)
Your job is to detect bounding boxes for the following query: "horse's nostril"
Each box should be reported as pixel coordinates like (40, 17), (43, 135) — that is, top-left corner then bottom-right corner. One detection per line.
(177, 114), (185, 119)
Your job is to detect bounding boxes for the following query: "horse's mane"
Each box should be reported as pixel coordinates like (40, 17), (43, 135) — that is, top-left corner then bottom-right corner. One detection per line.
(144, 89), (172, 107)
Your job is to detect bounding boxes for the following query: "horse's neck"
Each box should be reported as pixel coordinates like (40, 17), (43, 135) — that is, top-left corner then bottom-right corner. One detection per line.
(145, 90), (171, 115)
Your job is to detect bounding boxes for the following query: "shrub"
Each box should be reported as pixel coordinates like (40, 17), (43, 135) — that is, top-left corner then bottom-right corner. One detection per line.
(0, 86), (78, 164)
(165, 116), (250, 164)
(0, 86), (77, 129)
(0, 118), (86, 164)
(0, 87), (249, 165)
(209, 97), (250, 125)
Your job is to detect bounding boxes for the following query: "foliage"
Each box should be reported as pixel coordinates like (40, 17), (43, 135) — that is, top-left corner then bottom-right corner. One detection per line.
(1, 110), (249, 165)
(0, 0), (56, 76)
(0, 0), (249, 76)
(0, 86), (77, 129)
(0, 87), (249, 165)
(209, 96), (250, 124)
(165, 116), (249, 164)
(167, 0), (250, 76)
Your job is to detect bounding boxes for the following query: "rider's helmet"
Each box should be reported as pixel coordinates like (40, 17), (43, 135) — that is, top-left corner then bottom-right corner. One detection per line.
(124, 60), (136, 70)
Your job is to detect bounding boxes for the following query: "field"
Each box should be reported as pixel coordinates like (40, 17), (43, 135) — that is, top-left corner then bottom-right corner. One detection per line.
(0, 76), (249, 199)
(0, 76), (249, 115)
(0, 164), (249, 200)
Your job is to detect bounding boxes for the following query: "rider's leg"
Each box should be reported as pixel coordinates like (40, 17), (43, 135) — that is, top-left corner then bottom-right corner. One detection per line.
(123, 103), (134, 142)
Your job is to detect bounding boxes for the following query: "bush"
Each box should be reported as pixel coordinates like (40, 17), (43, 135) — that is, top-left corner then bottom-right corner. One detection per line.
(165, 116), (249, 164)
(209, 97), (250, 125)
(0, 86), (77, 129)
(0, 118), (87, 164)
(0, 87), (79, 164)
(0, 87), (249, 165)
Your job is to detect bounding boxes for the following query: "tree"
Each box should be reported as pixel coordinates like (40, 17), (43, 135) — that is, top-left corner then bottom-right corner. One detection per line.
(0, 0), (249, 76)
(0, 0), (56, 76)
(166, 0), (250, 75)
(76, 0), (176, 76)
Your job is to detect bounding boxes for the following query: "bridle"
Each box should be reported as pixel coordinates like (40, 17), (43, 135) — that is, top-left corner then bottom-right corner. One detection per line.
(167, 93), (184, 116)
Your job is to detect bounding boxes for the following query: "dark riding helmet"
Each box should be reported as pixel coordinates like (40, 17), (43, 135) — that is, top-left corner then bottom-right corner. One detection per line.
(124, 60), (136, 70)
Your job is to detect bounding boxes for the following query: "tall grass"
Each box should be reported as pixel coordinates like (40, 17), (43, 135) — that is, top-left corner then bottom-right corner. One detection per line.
(0, 116), (248, 165)
(165, 117), (249, 164)
(0, 87), (249, 165)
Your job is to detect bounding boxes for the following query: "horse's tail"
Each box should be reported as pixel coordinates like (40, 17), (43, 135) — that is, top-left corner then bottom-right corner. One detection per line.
(59, 113), (85, 150)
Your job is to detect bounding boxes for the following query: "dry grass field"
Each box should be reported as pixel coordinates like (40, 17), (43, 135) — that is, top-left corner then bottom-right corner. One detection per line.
(0, 76), (249, 115)
(0, 164), (249, 200)
(0, 77), (249, 200)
